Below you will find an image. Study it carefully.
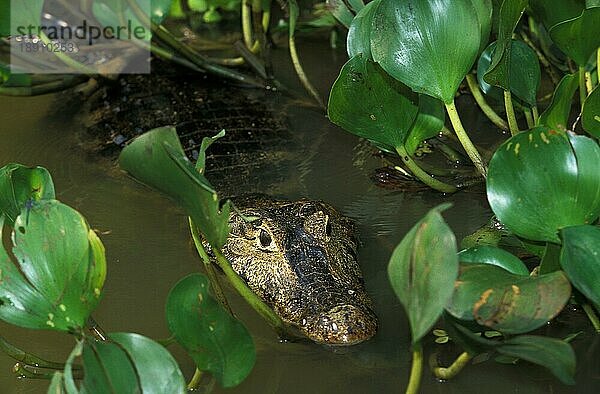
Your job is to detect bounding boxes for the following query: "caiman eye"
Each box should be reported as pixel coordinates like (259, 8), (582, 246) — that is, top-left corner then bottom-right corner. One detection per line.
(259, 229), (272, 247)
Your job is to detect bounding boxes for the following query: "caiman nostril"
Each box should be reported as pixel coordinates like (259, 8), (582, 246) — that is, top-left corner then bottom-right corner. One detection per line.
(309, 304), (378, 346)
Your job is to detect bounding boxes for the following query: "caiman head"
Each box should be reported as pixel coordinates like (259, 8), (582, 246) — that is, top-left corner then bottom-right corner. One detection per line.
(222, 195), (377, 345)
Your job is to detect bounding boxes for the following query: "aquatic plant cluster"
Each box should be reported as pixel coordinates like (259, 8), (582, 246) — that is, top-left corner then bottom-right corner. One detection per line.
(0, 0), (599, 393)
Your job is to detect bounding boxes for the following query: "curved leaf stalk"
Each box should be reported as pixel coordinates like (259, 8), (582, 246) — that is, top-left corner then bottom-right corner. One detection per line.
(0, 79), (86, 96)
(395, 145), (458, 193)
(0, 335), (78, 371)
(585, 71), (594, 95)
(242, 0), (254, 49)
(212, 248), (287, 337)
(582, 303), (600, 333)
(189, 218), (233, 314)
(38, 32), (98, 76)
(13, 364), (62, 380)
(465, 74), (509, 131)
(187, 368), (203, 390)
(503, 90), (519, 136)
(579, 67), (588, 110)
(432, 351), (473, 380)
(406, 342), (423, 394)
(125, 0), (267, 88)
(86, 317), (107, 341)
(532, 105), (539, 124)
(289, 34), (324, 107)
(524, 108), (534, 129)
(444, 101), (488, 178)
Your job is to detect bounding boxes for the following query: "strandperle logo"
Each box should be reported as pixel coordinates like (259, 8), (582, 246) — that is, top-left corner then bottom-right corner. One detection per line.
(8, 0), (152, 74)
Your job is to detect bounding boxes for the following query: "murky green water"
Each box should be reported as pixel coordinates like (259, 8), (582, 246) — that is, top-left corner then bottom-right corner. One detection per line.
(0, 41), (598, 393)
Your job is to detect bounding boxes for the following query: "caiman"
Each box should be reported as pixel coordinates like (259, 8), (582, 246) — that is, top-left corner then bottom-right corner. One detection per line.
(80, 65), (378, 345)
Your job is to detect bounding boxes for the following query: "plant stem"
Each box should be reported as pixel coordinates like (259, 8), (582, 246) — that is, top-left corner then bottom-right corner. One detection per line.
(394, 145), (458, 192)
(406, 342), (423, 394)
(444, 100), (488, 178)
(38, 33), (98, 75)
(503, 90), (519, 136)
(585, 71), (593, 95)
(465, 74), (508, 131)
(86, 317), (107, 341)
(579, 66), (587, 110)
(212, 248), (287, 337)
(582, 303), (600, 333)
(524, 108), (534, 129)
(289, 33), (324, 108)
(187, 368), (203, 390)
(532, 105), (539, 124)
(432, 352), (472, 380)
(242, 0), (254, 49)
(189, 218), (233, 314)
(0, 335), (79, 371)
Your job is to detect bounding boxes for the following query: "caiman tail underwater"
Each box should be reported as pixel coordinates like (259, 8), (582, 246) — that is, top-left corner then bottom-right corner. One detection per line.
(223, 195), (377, 345)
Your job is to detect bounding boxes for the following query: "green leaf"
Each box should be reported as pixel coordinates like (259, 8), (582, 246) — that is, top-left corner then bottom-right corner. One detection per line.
(477, 40), (541, 106)
(288, 0), (299, 36)
(582, 86), (600, 138)
(370, 0), (488, 103)
(483, 0), (528, 91)
(560, 225), (600, 310)
(487, 127), (600, 242)
(447, 264), (571, 333)
(328, 54), (419, 151)
(473, 0), (494, 54)
(404, 95), (445, 155)
(166, 274), (255, 388)
(119, 127), (230, 249)
(388, 204), (458, 344)
(346, 0), (380, 59)
(326, 0), (357, 28)
(550, 7), (600, 66)
(195, 129), (225, 173)
(0, 201), (106, 331)
(528, 0), (584, 30)
(82, 338), (140, 393)
(497, 336), (576, 385)
(6, 0), (44, 36)
(108, 333), (186, 394)
(0, 163), (55, 227)
(537, 73), (579, 130)
(458, 246), (529, 275)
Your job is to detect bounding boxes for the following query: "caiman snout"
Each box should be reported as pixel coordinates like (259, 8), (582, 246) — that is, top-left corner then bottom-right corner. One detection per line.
(306, 304), (378, 346)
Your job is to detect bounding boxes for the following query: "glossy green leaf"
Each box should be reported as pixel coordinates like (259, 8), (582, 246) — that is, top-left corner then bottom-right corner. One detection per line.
(497, 336), (576, 385)
(370, 0), (487, 103)
(82, 338), (140, 393)
(119, 127), (230, 249)
(347, 0), (380, 59)
(0, 163), (55, 226)
(528, 0), (584, 30)
(487, 127), (600, 242)
(560, 225), (600, 309)
(108, 333), (186, 394)
(473, 0), (494, 54)
(459, 246), (529, 275)
(447, 264), (571, 333)
(166, 274), (255, 388)
(388, 204), (458, 344)
(537, 73), (579, 130)
(582, 86), (600, 138)
(550, 7), (600, 66)
(328, 54), (419, 151)
(0, 201), (106, 331)
(483, 0), (527, 90)
(477, 40), (541, 106)
(404, 95), (445, 155)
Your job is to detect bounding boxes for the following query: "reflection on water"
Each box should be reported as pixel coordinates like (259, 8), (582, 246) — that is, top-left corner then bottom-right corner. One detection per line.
(0, 42), (594, 394)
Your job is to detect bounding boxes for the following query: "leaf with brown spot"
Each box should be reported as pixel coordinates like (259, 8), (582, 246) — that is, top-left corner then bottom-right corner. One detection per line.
(447, 264), (571, 334)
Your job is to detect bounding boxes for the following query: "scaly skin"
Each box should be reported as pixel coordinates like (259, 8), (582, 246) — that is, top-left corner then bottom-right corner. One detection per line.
(222, 195), (378, 345)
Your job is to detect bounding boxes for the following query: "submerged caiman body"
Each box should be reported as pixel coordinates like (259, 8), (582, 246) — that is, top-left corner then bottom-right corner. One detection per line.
(82, 67), (378, 345)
